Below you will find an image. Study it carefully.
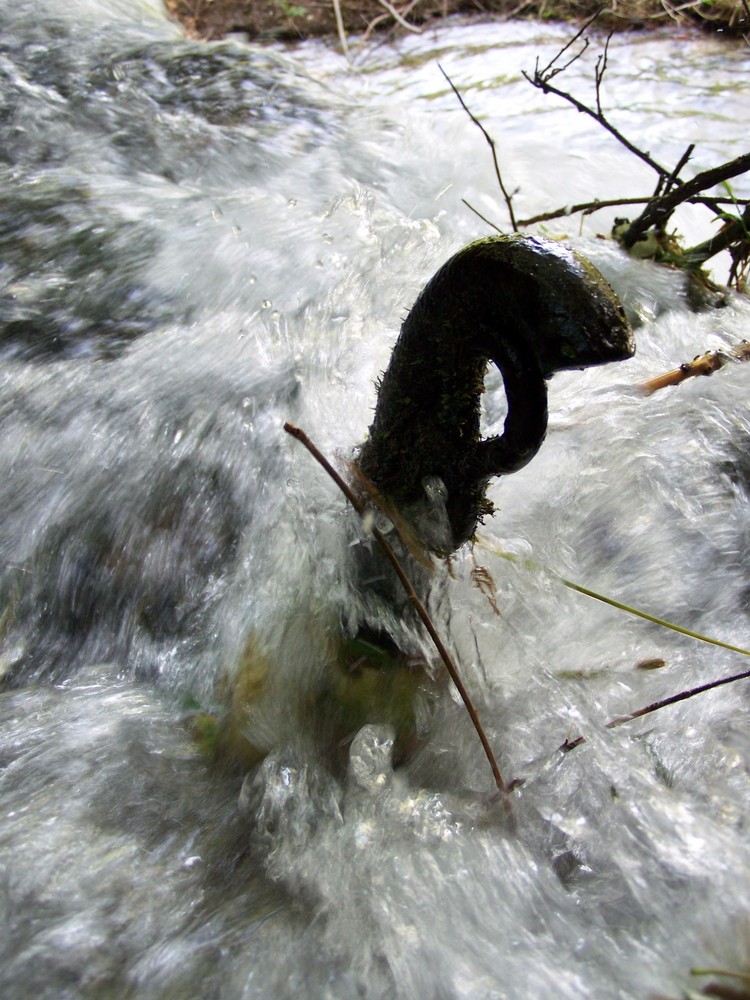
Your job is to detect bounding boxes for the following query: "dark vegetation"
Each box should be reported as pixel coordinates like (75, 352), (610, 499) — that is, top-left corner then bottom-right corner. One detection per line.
(165, 0), (749, 44)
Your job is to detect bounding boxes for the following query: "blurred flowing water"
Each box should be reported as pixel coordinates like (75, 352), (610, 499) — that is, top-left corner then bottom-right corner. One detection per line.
(1, 1), (750, 997)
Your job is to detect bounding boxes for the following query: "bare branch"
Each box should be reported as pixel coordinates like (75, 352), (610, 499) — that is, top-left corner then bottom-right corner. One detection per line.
(742, 0), (750, 45)
(374, 0), (421, 34)
(440, 64), (518, 232)
(522, 28), (670, 181)
(518, 195), (651, 227)
(522, 23), (749, 258)
(331, 0), (349, 57)
(516, 194), (747, 229)
(361, 0), (422, 41)
(621, 152), (750, 249)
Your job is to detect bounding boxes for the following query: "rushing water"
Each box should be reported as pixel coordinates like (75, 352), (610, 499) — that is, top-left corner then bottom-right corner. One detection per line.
(1, 1), (750, 997)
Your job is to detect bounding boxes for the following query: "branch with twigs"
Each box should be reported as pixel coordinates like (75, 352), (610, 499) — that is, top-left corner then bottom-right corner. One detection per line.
(522, 14), (670, 180)
(522, 18), (750, 257)
(515, 194), (749, 229)
(621, 153), (750, 251)
(445, 15), (750, 289)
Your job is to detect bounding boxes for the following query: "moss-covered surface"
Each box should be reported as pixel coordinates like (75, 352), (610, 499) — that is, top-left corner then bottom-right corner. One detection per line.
(356, 235), (633, 552)
(164, 0), (748, 43)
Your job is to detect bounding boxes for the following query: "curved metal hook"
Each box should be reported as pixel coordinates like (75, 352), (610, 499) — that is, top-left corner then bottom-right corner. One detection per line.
(357, 235), (634, 553)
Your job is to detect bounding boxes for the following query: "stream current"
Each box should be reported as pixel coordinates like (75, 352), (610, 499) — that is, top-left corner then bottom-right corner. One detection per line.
(1, 1), (750, 997)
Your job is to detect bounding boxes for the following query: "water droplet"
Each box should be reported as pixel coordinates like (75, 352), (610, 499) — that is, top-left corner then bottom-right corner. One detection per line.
(211, 207), (223, 221)
(262, 299), (272, 310)
(288, 198), (297, 207)
(249, 274), (257, 285)
(322, 233), (333, 244)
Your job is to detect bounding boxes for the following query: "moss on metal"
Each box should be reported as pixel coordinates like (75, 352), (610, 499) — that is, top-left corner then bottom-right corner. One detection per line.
(356, 235), (634, 552)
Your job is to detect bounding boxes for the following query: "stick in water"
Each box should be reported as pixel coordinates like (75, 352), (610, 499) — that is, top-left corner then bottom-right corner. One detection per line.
(642, 341), (750, 394)
(561, 667), (750, 751)
(283, 422), (507, 795)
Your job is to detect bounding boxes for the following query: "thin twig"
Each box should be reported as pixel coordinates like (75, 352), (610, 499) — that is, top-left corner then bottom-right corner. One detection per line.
(440, 65), (518, 232)
(523, 65), (668, 180)
(331, 0), (349, 58)
(474, 536), (750, 756)
(284, 422), (508, 795)
(361, 0), (421, 41)
(478, 536), (750, 664)
(658, 142), (695, 198)
(742, 0), (750, 45)
(561, 666), (750, 751)
(561, 575), (750, 657)
(534, 11), (599, 82)
(691, 968), (750, 984)
(461, 198), (504, 234)
(518, 195), (651, 227)
(523, 23), (670, 182)
(374, 0), (421, 33)
(593, 32), (611, 118)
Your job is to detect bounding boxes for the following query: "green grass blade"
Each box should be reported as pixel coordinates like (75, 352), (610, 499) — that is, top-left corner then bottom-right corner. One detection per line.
(477, 536), (750, 658)
(560, 576), (750, 658)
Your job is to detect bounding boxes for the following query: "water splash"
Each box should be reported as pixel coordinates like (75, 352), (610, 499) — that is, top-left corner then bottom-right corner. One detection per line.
(1, 3), (750, 998)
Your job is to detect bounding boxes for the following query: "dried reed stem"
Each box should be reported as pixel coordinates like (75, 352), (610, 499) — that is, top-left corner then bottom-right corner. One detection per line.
(642, 341), (750, 394)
